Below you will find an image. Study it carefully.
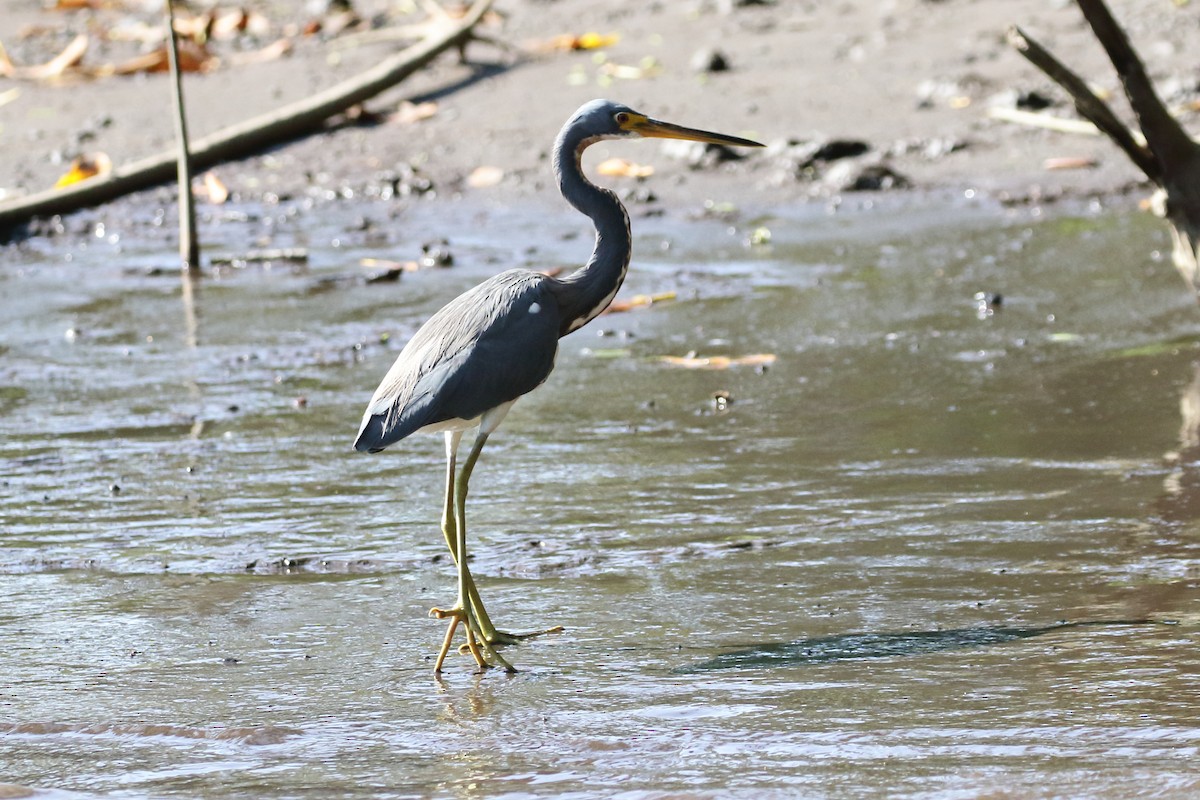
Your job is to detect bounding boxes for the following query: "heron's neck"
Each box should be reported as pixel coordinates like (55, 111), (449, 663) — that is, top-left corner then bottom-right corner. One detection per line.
(552, 133), (632, 336)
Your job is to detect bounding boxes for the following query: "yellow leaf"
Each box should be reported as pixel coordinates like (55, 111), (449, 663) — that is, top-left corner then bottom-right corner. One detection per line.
(575, 32), (619, 50)
(539, 32), (620, 52)
(53, 152), (111, 188)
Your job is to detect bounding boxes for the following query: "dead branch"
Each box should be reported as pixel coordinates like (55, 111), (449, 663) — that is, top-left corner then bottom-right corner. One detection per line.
(1008, 0), (1200, 294)
(1074, 0), (1195, 174)
(1005, 25), (1158, 181)
(0, 0), (493, 235)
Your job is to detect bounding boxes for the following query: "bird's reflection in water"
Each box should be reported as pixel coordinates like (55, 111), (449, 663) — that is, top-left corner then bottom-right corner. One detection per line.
(680, 619), (1163, 673)
(1159, 363), (1200, 524)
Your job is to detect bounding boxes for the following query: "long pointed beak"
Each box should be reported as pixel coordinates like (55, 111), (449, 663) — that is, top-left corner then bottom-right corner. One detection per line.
(631, 117), (764, 148)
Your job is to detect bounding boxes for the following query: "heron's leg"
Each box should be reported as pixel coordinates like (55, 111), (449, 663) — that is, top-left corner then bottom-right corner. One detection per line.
(433, 430), (562, 665)
(439, 432), (506, 642)
(431, 431), (515, 672)
(452, 431), (515, 671)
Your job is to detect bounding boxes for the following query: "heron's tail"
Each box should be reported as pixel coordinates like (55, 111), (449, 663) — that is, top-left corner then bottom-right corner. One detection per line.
(353, 413), (389, 453)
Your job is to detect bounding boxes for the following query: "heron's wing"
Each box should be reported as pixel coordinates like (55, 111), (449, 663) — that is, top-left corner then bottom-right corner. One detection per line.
(354, 271), (561, 452)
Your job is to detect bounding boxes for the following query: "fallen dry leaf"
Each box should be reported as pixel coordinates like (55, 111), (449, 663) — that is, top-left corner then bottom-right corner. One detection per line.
(597, 57), (661, 81)
(0, 33), (88, 80)
(210, 8), (270, 40)
(658, 353), (776, 370)
(538, 31), (620, 52)
(171, 12), (213, 41)
(604, 291), (675, 314)
(51, 0), (112, 9)
(53, 152), (112, 188)
(596, 157), (654, 179)
(467, 165), (504, 188)
(227, 37), (293, 67)
(1043, 156), (1098, 171)
(102, 38), (217, 75)
(391, 100), (438, 125)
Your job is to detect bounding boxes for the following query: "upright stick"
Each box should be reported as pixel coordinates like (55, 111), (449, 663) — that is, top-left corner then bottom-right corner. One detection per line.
(165, 0), (199, 271)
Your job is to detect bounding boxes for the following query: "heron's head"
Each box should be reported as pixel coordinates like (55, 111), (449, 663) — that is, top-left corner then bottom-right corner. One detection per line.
(568, 99), (763, 149)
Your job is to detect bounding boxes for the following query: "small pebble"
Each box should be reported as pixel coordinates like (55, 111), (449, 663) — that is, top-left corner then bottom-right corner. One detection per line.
(691, 47), (730, 73)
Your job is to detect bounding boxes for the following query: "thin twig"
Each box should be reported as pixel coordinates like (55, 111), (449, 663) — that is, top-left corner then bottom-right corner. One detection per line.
(987, 106), (1105, 137)
(165, 0), (199, 270)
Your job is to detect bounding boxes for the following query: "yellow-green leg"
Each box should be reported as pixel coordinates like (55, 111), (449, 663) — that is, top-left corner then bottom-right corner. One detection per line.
(437, 431), (563, 651)
(430, 431), (515, 673)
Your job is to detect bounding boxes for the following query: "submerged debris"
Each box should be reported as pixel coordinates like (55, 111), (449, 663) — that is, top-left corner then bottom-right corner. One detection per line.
(210, 248), (309, 267)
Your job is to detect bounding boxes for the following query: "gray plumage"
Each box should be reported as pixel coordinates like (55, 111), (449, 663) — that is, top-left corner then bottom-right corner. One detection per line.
(355, 272), (561, 451)
(354, 99), (639, 453)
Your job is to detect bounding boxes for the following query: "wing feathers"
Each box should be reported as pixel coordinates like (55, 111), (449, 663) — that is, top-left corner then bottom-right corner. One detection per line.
(354, 271), (560, 452)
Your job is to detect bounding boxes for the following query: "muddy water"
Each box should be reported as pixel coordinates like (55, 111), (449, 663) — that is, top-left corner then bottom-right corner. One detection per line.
(2, 196), (1199, 798)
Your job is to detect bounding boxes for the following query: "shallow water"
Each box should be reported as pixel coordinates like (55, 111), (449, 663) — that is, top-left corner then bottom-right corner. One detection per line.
(2, 195), (1199, 798)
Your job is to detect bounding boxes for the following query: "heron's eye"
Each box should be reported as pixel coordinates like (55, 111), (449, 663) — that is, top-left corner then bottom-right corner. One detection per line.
(615, 112), (630, 126)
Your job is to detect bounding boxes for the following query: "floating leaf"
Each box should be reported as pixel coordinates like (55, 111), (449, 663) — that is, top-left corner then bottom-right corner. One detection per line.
(196, 171), (229, 204)
(467, 165), (504, 188)
(361, 257), (419, 273)
(583, 347), (632, 359)
(659, 353), (776, 370)
(53, 152), (111, 188)
(748, 226), (771, 246)
(596, 157), (654, 178)
(605, 291), (675, 314)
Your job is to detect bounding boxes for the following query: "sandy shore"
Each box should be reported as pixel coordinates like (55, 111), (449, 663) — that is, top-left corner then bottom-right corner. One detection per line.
(1, 0), (1199, 224)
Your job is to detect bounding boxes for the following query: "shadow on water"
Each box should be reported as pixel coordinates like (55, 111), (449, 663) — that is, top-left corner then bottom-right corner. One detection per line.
(679, 619), (1167, 672)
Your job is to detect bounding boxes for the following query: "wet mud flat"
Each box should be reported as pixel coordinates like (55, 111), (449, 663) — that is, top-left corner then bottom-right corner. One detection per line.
(1, 192), (1199, 798)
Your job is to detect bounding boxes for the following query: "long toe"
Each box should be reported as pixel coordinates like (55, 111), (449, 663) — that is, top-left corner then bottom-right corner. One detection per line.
(485, 625), (566, 647)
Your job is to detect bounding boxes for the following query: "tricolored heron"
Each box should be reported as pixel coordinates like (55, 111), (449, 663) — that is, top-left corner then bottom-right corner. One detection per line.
(354, 99), (763, 673)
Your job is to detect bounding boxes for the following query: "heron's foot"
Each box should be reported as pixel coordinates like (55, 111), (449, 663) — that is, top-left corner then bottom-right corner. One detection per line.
(456, 623), (565, 654)
(484, 625), (566, 647)
(430, 605), (516, 673)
